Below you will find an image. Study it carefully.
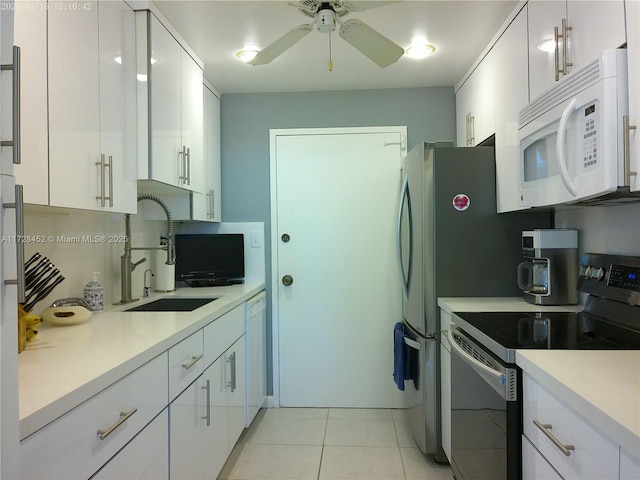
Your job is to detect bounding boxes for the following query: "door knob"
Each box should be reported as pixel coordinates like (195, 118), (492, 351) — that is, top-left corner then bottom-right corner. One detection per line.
(282, 275), (293, 286)
(281, 233), (290, 243)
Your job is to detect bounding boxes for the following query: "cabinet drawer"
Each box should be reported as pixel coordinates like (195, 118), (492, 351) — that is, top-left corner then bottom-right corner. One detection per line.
(523, 373), (619, 479)
(203, 305), (244, 367)
(91, 408), (169, 480)
(21, 353), (168, 480)
(522, 435), (562, 480)
(169, 330), (204, 401)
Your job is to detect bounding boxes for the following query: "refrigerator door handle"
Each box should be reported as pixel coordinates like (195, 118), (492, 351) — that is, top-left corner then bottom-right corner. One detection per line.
(396, 174), (412, 298)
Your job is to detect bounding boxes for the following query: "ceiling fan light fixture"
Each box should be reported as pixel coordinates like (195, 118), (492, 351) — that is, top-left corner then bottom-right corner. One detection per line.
(236, 48), (260, 63)
(316, 8), (336, 33)
(405, 43), (436, 59)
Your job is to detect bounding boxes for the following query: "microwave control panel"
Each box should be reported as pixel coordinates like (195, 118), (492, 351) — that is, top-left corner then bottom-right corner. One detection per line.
(582, 102), (599, 170)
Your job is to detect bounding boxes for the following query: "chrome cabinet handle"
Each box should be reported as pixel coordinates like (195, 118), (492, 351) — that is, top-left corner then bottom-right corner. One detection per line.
(533, 419), (575, 456)
(96, 154), (106, 207)
(225, 352), (237, 392)
(178, 146), (186, 184)
(469, 114), (475, 146)
(201, 379), (211, 426)
(97, 408), (138, 440)
(210, 188), (215, 218)
(623, 115), (637, 187)
(182, 354), (203, 370)
(1, 46), (21, 165)
(3, 184), (26, 302)
(185, 147), (191, 185)
(561, 18), (572, 75)
(554, 19), (572, 81)
(106, 155), (113, 207)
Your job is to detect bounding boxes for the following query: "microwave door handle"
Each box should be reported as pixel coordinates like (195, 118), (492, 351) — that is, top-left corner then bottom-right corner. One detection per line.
(556, 98), (579, 197)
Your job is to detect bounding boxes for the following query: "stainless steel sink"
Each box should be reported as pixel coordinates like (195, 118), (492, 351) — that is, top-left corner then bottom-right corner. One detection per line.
(125, 297), (217, 312)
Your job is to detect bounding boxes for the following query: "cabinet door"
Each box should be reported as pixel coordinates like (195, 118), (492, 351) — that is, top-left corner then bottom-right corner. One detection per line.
(493, 6), (529, 212)
(97, 0), (137, 214)
(149, 15), (182, 188)
(13, 2), (48, 204)
(228, 335), (246, 447)
(566, 0), (625, 70)
(192, 85), (221, 221)
(91, 409), (169, 480)
(170, 355), (231, 480)
(627, 0), (640, 193)
(48, 1), (101, 210)
(522, 435), (562, 480)
(181, 50), (204, 193)
(455, 53), (495, 147)
(527, 0), (567, 99)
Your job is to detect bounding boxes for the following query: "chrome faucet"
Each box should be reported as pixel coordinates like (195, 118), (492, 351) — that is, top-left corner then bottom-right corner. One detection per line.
(143, 269), (154, 297)
(119, 194), (175, 304)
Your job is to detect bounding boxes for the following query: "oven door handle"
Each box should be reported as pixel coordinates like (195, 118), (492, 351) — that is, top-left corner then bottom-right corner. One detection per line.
(448, 329), (509, 400)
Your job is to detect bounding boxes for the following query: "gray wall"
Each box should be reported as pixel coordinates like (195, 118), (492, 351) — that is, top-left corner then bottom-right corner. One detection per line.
(218, 87), (456, 395)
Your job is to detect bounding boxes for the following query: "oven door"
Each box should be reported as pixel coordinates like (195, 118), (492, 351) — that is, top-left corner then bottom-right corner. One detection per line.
(448, 328), (522, 480)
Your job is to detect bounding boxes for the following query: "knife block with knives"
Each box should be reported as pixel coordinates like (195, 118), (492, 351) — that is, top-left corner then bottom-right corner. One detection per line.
(18, 252), (65, 352)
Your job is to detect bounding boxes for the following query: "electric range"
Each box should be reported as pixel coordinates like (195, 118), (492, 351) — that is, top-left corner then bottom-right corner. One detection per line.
(446, 253), (640, 480)
(452, 253), (640, 362)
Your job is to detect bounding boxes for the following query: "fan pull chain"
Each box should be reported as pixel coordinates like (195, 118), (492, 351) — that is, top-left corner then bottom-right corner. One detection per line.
(328, 33), (333, 71)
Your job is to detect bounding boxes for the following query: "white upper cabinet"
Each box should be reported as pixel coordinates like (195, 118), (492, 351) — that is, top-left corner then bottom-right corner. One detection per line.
(143, 13), (203, 193)
(191, 84), (222, 222)
(493, 6), (529, 212)
(455, 51), (496, 147)
(527, 0), (626, 100)
(18, 0), (137, 213)
(627, 0), (640, 193)
(13, 1), (47, 201)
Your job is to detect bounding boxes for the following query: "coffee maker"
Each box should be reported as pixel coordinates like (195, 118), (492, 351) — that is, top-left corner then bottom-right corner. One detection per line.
(517, 229), (579, 305)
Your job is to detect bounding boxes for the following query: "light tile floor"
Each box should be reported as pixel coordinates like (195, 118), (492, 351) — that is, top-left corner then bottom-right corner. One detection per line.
(218, 408), (453, 480)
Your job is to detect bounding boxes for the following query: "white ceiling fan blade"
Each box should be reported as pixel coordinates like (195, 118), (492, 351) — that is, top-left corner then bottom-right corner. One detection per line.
(340, 1), (400, 12)
(339, 19), (404, 68)
(248, 24), (313, 66)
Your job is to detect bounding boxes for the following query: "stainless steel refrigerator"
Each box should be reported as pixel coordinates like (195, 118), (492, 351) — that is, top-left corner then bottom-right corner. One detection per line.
(397, 142), (551, 461)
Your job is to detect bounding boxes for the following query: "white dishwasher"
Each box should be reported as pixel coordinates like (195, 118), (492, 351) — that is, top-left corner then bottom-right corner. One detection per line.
(246, 292), (267, 426)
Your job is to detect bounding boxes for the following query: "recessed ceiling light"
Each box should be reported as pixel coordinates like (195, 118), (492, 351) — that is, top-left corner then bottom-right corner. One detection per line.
(236, 48), (259, 63)
(537, 38), (556, 53)
(405, 44), (436, 59)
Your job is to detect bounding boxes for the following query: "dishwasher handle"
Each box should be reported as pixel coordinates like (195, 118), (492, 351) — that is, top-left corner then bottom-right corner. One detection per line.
(448, 328), (517, 401)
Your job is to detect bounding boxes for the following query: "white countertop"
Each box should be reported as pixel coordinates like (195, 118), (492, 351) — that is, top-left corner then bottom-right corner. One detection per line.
(437, 297), (639, 461)
(438, 296), (583, 314)
(517, 350), (640, 461)
(18, 282), (265, 440)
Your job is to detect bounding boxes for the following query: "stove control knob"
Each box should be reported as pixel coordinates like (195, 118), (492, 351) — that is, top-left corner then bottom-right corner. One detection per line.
(593, 267), (605, 281)
(581, 266), (593, 278)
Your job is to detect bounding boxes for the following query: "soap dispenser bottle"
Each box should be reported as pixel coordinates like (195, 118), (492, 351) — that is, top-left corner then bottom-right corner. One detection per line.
(83, 272), (104, 311)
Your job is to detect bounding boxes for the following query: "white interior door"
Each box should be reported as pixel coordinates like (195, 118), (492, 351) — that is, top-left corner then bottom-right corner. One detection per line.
(273, 127), (406, 407)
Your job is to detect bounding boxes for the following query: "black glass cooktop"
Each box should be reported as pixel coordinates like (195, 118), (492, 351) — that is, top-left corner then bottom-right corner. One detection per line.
(452, 311), (640, 352)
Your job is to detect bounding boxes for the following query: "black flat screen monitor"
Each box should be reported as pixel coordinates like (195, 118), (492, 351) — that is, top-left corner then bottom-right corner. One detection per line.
(175, 234), (245, 286)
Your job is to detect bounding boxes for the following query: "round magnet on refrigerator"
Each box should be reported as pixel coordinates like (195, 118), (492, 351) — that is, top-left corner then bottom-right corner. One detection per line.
(452, 194), (470, 211)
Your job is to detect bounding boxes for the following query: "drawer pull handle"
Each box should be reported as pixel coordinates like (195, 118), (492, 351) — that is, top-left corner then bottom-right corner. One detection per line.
(97, 408), (138, 440)
(182, 354), (203, 370)
(533, 419), (575, 456)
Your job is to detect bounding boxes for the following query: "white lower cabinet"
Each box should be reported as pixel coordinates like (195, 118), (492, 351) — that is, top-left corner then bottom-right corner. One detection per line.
(20, 353), (168, 480)
(91, 409), (169, 480)
(522, 372), (620, 480)
(522, 435), (562, 480)
(170, 334), (246, 480)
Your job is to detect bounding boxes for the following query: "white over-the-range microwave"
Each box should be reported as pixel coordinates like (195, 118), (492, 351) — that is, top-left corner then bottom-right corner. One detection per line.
(518, 49), (639, 207)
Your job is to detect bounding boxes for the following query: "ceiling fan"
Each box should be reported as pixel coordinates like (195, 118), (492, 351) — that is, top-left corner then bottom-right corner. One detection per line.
(248, 1), (404, 68)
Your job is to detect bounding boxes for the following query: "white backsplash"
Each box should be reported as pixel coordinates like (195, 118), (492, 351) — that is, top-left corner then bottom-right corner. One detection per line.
(555, 203), (640, 256)
(23, 206), (167, 312)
